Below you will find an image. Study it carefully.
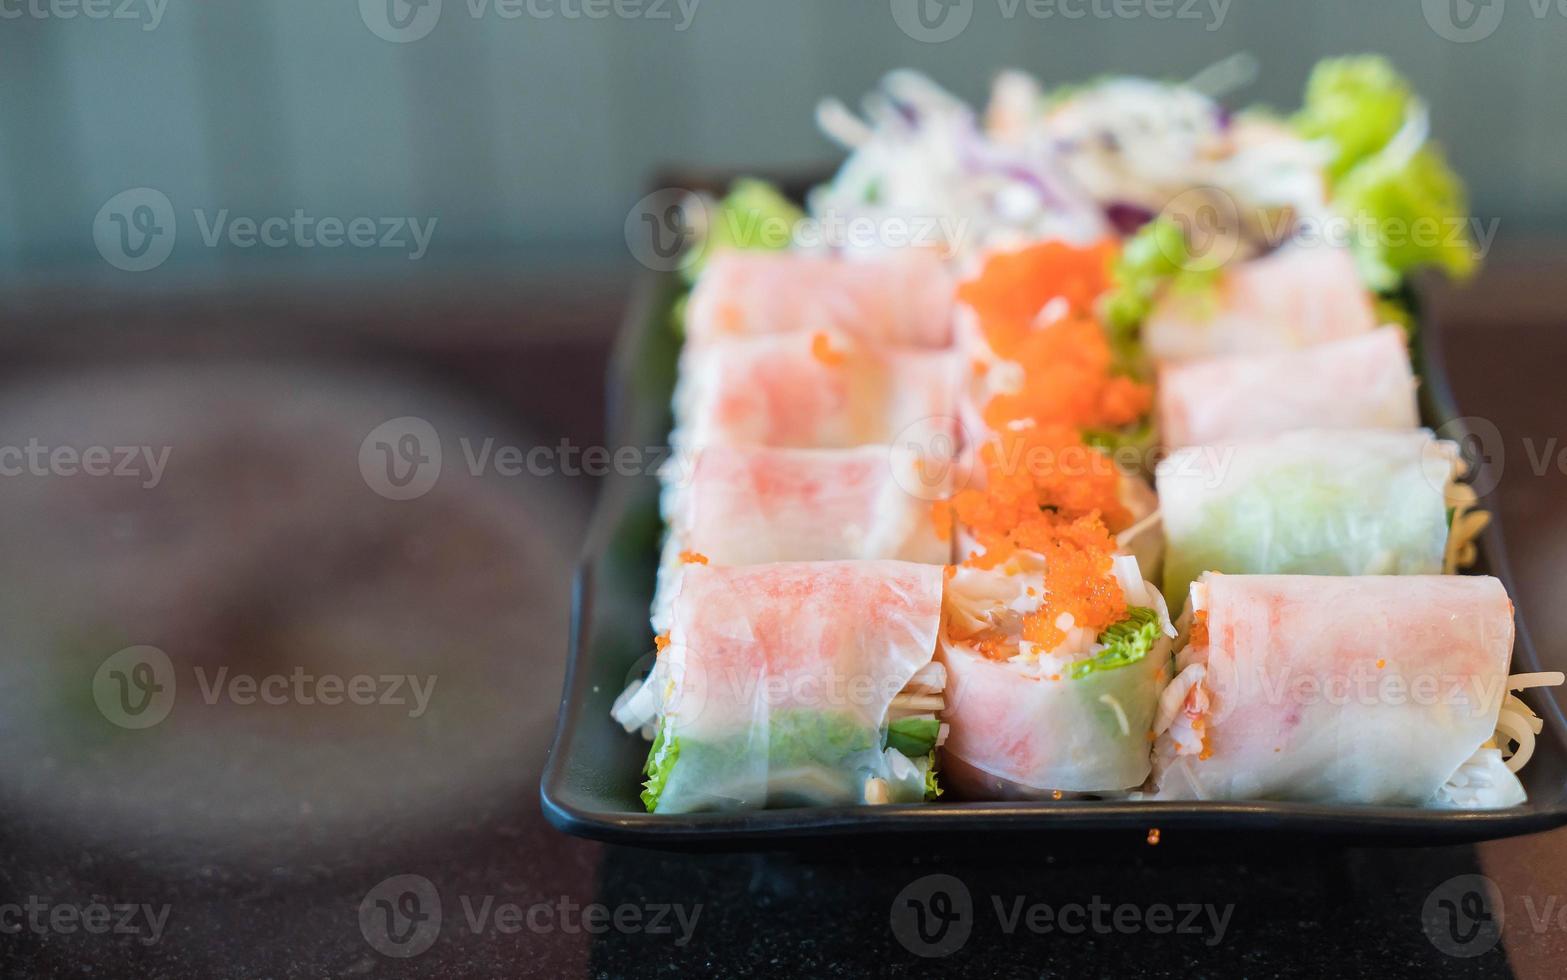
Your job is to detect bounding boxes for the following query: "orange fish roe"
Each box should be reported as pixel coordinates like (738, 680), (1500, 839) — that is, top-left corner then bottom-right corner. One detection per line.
(964, 423), (1133, 534)
(654, 633), (671, 653)
(1017, 515), (1127, 651)
(809, 331), (847, 366)
(959, 241), (1151, 431)
(974, 632), (1016, 661)
(678, 550), (709, 565)
(980, 314), (1152, 434)
(957, 240), (1117, 353)
(936, 240), (1158, 660)
(1190, 609), (1210, 648)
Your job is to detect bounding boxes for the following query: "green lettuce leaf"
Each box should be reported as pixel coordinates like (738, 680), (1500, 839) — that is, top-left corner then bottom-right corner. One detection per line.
(683, 178), (803, 283)
(1069, 607), (1161, 680)
(1160, 456), (1449, 611)
(1083, 417), (1156, 459)
(1101, 217), (1221, 366)
(1293, 56), (1478, 289)
(640, 707), (947, 812)
(885, 716), (941, 758)
(1333, 144), (1477, 291)
(1294, 55), (1414, 182)
(640, 720), (681, 812)
(922, 752), (943, 801)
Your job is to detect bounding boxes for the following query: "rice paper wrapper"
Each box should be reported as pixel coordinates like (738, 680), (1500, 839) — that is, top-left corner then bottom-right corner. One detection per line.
(651, 560), (944, 813)
(685, 250), (955, 349)
(937, 561), (1175, 796)
(651, 445), (954, 633)
(1151, 574), (1519, 806)
(1144, 243), (1376, 363)
(1157, 429), (1456, 611)
(940, 638), (1173, 796)
(1157, 326), (1418, 450)
(672, 332), (960, 451)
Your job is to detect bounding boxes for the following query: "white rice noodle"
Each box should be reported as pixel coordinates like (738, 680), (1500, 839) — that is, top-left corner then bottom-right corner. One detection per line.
(1494, 672), (1565, 773)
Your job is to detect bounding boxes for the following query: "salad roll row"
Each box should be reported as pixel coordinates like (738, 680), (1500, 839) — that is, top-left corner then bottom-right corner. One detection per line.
(612, 56), (1561, 814)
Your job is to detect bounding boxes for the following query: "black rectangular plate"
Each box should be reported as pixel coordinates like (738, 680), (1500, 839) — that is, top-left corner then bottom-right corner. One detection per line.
(541, 171), (1567, 848)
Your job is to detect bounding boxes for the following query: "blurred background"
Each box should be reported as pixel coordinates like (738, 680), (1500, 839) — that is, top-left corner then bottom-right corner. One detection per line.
(1, 0), (1565, 276)
(2, 2), (1566, 977)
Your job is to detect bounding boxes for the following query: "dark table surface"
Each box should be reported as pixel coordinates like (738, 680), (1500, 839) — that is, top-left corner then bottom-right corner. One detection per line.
(0, 248), (1564, 979)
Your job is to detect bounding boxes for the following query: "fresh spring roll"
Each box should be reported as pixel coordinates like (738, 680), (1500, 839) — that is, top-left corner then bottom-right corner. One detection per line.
(1157, 429), (1463, 611)
(939, 554), (1175, 798)
(615, 561), (947, 813)
(672, 331), (960, 450)
(685, 250), (956, 349)
(1157, 326), (1419, 450)
(649, 445), (954, 632)
(1144, 244), (1377, 364)
(1151, 573), (1527, 807)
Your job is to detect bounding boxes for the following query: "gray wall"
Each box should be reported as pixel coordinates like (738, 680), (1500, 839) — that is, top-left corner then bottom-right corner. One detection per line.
(0, 0), (1560, 271)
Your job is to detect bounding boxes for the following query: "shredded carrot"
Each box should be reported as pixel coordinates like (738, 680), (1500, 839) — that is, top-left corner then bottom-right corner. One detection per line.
(1190, 609), (1210, 648)
(678, 550), (709, 565)
(809, 331), (847, 366)
(1376, 658), (1387, 669)
(654, 633), (670, 653)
